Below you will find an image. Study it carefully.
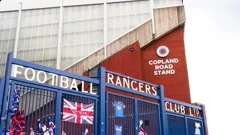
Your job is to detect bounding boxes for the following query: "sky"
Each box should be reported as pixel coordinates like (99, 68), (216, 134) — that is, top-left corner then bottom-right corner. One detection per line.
(184, 0), (240, 134)
(1, 0), (240, 134)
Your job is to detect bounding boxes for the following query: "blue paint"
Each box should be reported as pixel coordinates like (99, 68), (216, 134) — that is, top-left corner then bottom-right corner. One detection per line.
(185, 117), (189, 135)
(105, 93), (109, 135)
(106, 83), (160, 100)
(10, 77), (99, 99)
(6, 83), (16, 130)
(158, 103), (162, 135)
(0, 53), (13, 133)
(94, 98), (98, 135)
(134, 99), (138, 135)
(98, 67), (106, 135)
(159, 85), (168, 135)
(55, 91), (62, 135)
(201, 105), (207, 135)
(0, 79), (4, 116)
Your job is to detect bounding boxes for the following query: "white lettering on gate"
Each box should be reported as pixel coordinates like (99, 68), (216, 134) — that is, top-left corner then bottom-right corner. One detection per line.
(12, 65), (96, 95)
(24, 68), (35, 81)
(123, 77), (130, 88)
(13, 65), (23, 78)
(36, 71), (47, 83)
(106, 73), (157, 96)
(164, 102), (201, 118)
(12, 65), (160, 97)
(70, 79), (78, 91)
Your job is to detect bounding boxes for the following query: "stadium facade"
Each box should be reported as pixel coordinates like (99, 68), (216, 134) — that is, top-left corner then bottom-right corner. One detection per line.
(0, 0), (209, 134)
(0, 0), (183, 76)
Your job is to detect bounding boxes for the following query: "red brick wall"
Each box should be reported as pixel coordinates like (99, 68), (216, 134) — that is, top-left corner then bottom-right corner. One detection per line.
(141, 26), (191, 103)
(83, 26), (191, 103)
(100, 42), (155, 100)
(100, 41), (143, 80)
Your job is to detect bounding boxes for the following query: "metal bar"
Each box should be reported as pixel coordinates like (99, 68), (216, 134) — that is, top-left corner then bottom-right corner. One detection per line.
(105, 92), (109, 135)
(159, 85), (168, 135)
(0, 53), (13, 133)
(166, 112), (185, 118)
(56, 0), (64, 69)
(13, 3), (22, 58)
(94, 98), (98, 135)
(201, 105), (208, 135)
(103, 0), (108, 58)
(6, 83), (15, 131)
(106, 70), (158, 87)
(98, 67), (106, 135)
(157, 104), (161, 135)
(55, 91), (62, 135)
(0, 79), (5, 115)
(11, 58), (100, 84)
(184, 117), (189, 135)
(134, 99), (138, 135)
(150, 0), (155, 35)
(106, 83), (160, 100)
(185, 117), (204, 123)
(107, 91), (159, 105)
(165, 98), (202, 110)
(166, 112), (203, 120)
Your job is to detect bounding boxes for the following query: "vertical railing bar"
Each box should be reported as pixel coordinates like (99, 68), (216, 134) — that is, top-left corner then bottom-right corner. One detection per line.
(37, 89), (41, 133)
(39, 88), (43, 125)
(185, 117), (189, 135)
(29, 87), (34, 133)
(159, 85), (168, 135)
(0, 53), (13, 133)
(0, 79), (5, 117)
(55, 91), (62, 135)
(22, 86), (27, 133)
(94, 98), (98, 135)
(43, 90), (47, 133)
(201, 105), (207, 135)
(157, 103), (162, 135)
(6, 83), (15, 131)
(98, 67), (106, 135)
(134, 99), (138, 135)
(105, 92), (108, 135)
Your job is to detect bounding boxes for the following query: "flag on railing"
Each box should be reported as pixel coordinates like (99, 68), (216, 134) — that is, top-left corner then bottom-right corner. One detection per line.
(9, 88), (25, 135)
(62, 99), (94, 124)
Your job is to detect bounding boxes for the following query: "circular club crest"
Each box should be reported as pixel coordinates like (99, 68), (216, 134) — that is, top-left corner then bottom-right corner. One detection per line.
(156, 46), (169, 57)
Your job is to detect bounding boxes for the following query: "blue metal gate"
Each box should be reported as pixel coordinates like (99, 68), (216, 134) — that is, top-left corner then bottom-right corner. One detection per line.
(104, 70), (163, 135)
(0, 53), (208, 135)
(0, 53), (100, 135)
(165, 98), (206, 135)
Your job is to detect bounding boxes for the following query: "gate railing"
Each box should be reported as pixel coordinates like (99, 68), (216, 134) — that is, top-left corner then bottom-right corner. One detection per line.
(104, 69), (166, 135)
(0, 78), (4, 117)
(0, 53), (207, 135)
(0, 53), (101, 135)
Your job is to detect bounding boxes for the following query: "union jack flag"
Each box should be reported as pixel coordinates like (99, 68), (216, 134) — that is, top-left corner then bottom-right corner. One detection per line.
(62, 99), (94, 124)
